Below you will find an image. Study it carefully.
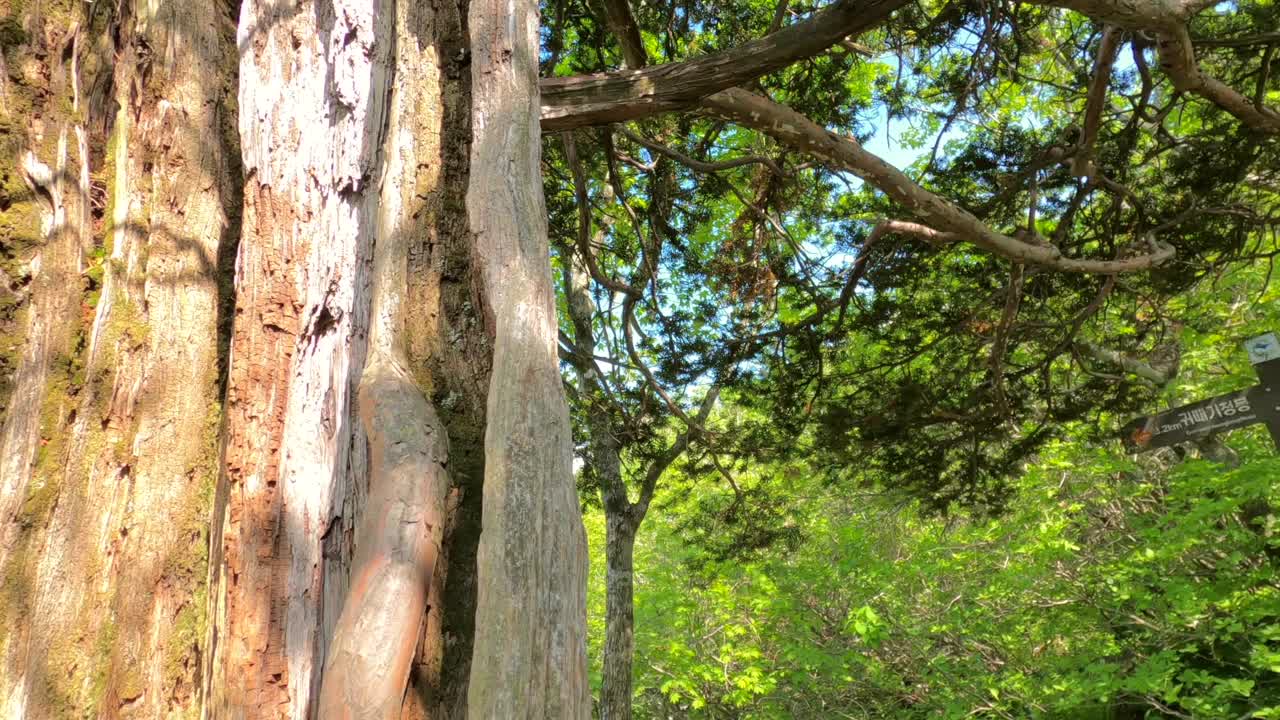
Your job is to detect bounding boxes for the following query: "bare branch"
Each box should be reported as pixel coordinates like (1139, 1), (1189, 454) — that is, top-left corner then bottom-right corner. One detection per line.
(634, 386), (720, 519)
(563, 132), (642, 297)
(617, 127), (784, 175)
(1195, 32), (1280, 48)
(1258, 44), (1275, 111)
(1155, 26), (1280, 133)
(768, 0), (792, 34)
(1078, 342), (1171, 385)
(989, 263), (1026, 418)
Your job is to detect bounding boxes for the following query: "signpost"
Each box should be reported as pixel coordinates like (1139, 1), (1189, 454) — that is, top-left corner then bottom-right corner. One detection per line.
(1121, 333), (1280, 453)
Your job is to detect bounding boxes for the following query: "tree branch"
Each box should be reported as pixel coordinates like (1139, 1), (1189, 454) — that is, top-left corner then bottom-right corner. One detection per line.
(1077, 341), (1171, 385)
(633, 386), (720, 520)
(700, 88), (1176, 273)
(1155, 26), (1280, 133)
(595, 0), (648, 69)
(1195, 32), (1280, 48)
(1026, 0), (1280, 132)
(1073, 26), (1122, 177)
(539, 0), (909, 131)
(617, 127), (785, 175)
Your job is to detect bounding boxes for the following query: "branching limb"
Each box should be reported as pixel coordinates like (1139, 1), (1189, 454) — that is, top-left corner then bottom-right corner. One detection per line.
(539, 0), (909, 130)
(1155, 26), (1280, 133)
(1026, 0), (1280, 132)
(700, 88), (1176, 273)
(563, 132), (642, 297)
(1073, 26), (1122, 177)
(1077, 341), (1171, 385)
(633, 387), (720, 520)
(617, 127), (784, 175)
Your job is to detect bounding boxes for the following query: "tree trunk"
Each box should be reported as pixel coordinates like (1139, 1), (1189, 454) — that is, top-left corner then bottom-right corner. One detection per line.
(464, 0), (591, 715)
(0, 1), (240, 717)
(601, 513), (638, 720)
(561, 188), (637, 720)
(0, 0), (589, 715)
(208, 0), (588, 715)
(206, 1), (386, 715)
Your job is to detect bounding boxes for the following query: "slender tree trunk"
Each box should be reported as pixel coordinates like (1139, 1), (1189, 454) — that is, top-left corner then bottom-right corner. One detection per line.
(602, 512), (638, 720)
(0, 0), (240, 717)
(464, 0), (591, 714)
(563, 213), (639, 720)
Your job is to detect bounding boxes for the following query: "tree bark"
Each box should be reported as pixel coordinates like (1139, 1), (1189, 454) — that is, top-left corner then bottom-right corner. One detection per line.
(207, 2), (388, 716)
(464, 0), (592, 715)
(601, 513), (638, 720)
(317, 0), (485, 716)
(207, 0), (589, 715)
(0, 0), (240, 717)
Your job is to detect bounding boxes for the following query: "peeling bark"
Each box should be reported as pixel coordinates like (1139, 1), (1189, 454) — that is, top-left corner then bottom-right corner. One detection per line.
(207, 2), (388, 716)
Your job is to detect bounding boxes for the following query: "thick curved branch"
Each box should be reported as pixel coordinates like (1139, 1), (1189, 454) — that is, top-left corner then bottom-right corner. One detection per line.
(1078, 342), (1171, 385)
(701, 88), (1176, 273)
(1155, 26), (1280, 133)
(1073, 26), (1122, 177)
(1028, 0), (1280, 133)
(539, 0), (908, 131)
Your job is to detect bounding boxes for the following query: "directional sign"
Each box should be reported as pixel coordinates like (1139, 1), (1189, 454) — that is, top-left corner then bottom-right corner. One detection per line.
(1122, 333), (1280, 453)
(1122, 387), (1268, 452)
(1246, 332), (1280, 365)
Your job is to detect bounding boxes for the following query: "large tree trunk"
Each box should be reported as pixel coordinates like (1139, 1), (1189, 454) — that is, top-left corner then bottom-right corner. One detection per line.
(0, 0), (589, 715)
(208, 0), (588, 716)
(0, 0), (240, 717)
(205, 1), (386, 715)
